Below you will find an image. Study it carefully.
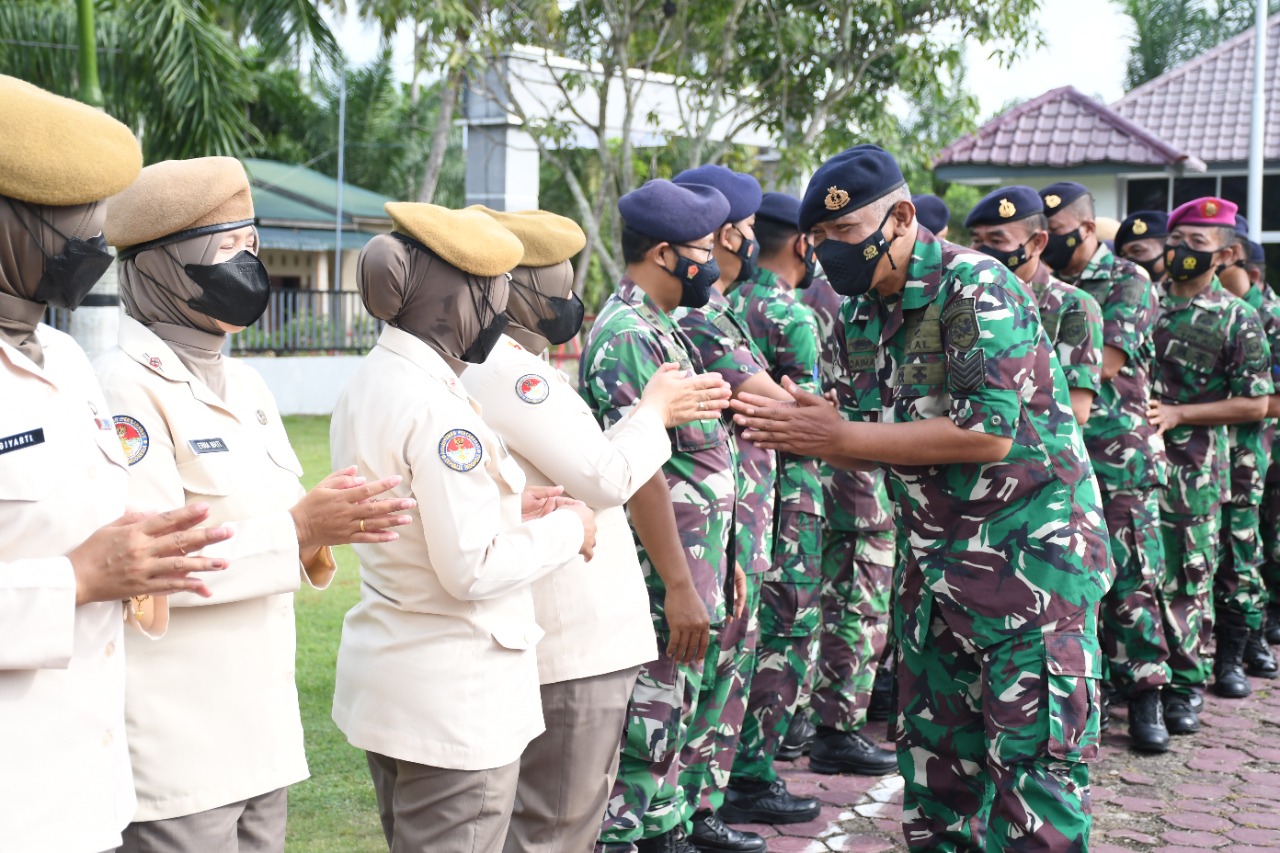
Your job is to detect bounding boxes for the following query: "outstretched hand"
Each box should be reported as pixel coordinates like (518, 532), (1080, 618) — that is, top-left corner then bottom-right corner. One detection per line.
(730, 376), (843, 457)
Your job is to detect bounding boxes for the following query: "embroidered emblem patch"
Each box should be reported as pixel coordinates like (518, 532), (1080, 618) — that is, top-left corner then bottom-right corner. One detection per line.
(515, 374), (550, 404)
(439, 428), (483, 472)
(998, 198), (1016, 218)
(686, 264), (699, 279)
(948, 349), (986, 394)
(113, 416), (149, 465)
(863, 244), (878, 261)
(1183, 255), (1197, 271)
(825, 187), (850, 211)
(942, 298), (979, 351)
(1045, 194), (1062, 209)
(1132, 219), (1148, 236)
(1244, 328), (1267, 372)
(1059, 311), (1089, 347)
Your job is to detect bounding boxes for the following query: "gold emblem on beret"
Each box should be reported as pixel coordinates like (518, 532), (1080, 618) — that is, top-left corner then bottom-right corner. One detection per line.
(825, 187), (851, 211)
(1045, 194), (1062, 209)
(1203, 200), (1218, 217)
(1066, 236), (1077, 247)
(1183, 256), (1197, 270)
(1132, 219), (1148, 236)
(863, 245), (878, 261)
(998, 198), (1016, 219)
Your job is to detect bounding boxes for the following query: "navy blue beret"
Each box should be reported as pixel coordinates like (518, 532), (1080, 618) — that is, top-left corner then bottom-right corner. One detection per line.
(964, 186), (1043, 228)
(755, 192), (801, 229)
(1115, 210), (1168, 251)
(673, 165), (761, 224)
(1039, 181), (1090, 216)
(912, 194), (951, 234)
(1249, 240), (1267, 264)
(799, 144), (906, 233)
(1235, 214), (1251, 239)
(618, 179), (731, 243)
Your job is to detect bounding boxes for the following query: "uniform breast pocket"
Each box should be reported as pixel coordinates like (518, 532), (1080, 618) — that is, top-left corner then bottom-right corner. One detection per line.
(176, 453), (237, 497)
(0, 425), (54, 502)
(671, 420), (726, 454)
(264, 435), (304, 478)
(892, 356), (948, 421)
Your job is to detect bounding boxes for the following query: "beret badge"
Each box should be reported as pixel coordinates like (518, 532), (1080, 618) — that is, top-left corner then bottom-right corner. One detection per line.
(1202, 200), (1219, 216)
(998, 198), (1016, 219)
(824, 186), (851, 211)
(1045, 194), (1061, 209)
(863, 245), (879, 261)
(1132, 219), (1148, 236)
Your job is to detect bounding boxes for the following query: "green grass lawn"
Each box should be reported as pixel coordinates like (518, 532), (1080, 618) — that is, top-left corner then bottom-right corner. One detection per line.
(284, 415), (385, 852)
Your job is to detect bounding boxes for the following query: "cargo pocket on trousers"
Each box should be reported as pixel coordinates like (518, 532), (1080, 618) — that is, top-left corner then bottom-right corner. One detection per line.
(623, 656), (686, 764)
(759, 581), (821, 638)
(1044, 631), (1102, 763)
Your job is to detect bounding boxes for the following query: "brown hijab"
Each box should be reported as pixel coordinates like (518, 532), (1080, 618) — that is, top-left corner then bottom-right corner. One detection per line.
(505, 260), (575, 353)
(0, 197), (103, 368)
(358, 233), (509, 375)
(119, 232), (233, 398)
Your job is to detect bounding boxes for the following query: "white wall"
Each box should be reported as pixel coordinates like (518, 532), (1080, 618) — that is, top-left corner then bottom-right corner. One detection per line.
(240, 355), (365, 415)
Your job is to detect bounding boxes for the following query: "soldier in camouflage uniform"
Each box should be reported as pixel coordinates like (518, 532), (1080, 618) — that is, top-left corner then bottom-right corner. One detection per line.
(580, 179), (739, 853)
(666, 166), (814, 853)
(1148, 197), (1273, 726)
(1215, 221), (1280, 679)
(1041, 188), (1174, 752)
(1244, 241), (1280, 649)
(732, 146), (1111, 852)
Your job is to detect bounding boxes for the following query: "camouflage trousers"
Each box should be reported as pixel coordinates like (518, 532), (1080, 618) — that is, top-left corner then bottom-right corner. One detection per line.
(1159, 511), (1221, 693)
(1097, 489), (1171, 694)
(809, 528), (895, 731)
(676, 571), (761, 823)
(1215, 503), (1268, 630)
(897, 604), (1100, 852)
(1261, 472), (1280, 590)
(597, 627), (724, 850)
(731, 510), (823, 784)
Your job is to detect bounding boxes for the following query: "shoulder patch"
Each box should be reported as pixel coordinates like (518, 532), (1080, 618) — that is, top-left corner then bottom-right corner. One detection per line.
(1059, 311), (1089, 347)
(1243, 327), (1268, 372)
(113, 416), (150, 465)
(439, 428), (483, 472)
(947, 349), (986, 395)
(515, 373), (550, 404)
(941, 297), (979, 351)
(1119, 278), (1146, 308)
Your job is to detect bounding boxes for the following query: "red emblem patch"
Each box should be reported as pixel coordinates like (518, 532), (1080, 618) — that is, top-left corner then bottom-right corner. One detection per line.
(686, 264), (699, 279)
(515, 373), (550, 404)
(148, 356), (163, 370)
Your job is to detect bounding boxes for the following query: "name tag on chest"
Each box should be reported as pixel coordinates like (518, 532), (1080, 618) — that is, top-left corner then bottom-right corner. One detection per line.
(189, 438), (229, 454)
(0, 428), (45, 456)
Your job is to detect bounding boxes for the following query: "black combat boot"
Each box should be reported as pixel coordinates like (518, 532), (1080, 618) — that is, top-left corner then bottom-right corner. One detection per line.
(687, 810), (767, 853)
(776, 714), (816, 761)
(867, 666), (895, 722)
(809, 726), (898, 775)
(1213, 618), (1253, 698)
(1127, 688), (1170, 753)
(1266, 602), (1280, 645)
(636, 827), (699, 853)
(720, 777), (821, 825)
(1162, 689), (1200, 735)
(1245, 629), (1279, 678)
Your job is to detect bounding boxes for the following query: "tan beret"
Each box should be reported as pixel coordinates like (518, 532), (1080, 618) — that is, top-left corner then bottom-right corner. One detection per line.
(1095, 216), (1121, 242)
(105, 157), (254, 249)
(386, 202), (523, 277)
(0, 75), (142, 206)
(470, 206), (586, 267)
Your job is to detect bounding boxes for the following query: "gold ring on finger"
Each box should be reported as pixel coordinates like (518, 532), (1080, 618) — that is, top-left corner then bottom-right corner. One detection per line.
(359, 518), (366, 533)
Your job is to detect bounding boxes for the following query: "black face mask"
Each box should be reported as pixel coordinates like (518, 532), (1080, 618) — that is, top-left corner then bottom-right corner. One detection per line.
(1135, 256), (1164, 280)
(509, 277), (585, 345)
(8, 199), (114, 311)
(975, 235), (1036, 272)
(1041, 228), (1082, 271)
(182, 250), (272, 327)
(813, 206), (895, 298)
(458, 275), (509, 363)
(1165, 243), (1218, 284)
(796, 243), (817, 290)
(665, 249), (721, 308)
(732, 227), (759, 283)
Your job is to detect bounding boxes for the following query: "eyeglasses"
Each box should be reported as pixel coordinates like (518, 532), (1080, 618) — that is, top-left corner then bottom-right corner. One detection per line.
(671, 242), (715, 262)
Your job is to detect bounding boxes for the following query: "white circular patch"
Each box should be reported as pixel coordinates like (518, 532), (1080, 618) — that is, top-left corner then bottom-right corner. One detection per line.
(515, 373), (550, 405)
(439, 428), (483, 472)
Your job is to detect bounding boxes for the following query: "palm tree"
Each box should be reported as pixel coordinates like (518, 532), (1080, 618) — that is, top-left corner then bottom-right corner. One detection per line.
(1114, 0), (1280, 90)
(0, 0), (339, 160)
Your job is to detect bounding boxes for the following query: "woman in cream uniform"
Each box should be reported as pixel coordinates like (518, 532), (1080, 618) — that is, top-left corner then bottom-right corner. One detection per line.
(330, 203), (596, 853)
(94, 158), (414, 853)
(460, 208), (731, 853)
(0, 78), (234, 853)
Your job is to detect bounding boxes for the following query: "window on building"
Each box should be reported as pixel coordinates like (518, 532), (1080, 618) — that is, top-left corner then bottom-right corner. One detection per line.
(1264, 175), (1280, 232)
(1126, 178), (1169, 214)
(1172, 177), (1218, 208)
(1220, 175), (1249, 213)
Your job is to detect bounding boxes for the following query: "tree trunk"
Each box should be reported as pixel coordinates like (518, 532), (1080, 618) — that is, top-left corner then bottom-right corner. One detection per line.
(416, 30), (467, 204)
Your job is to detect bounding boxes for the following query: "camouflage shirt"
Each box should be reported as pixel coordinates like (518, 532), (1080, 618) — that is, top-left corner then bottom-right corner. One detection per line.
(724, 268), (825, 519)
(580, 277), (736, 622)
(672, 288), (777, 577)
(838, 230), (1111, 648)
(1152, 276), (1273, 517)
(797, 277), (893, 532)
(1228, 283), (1280, 504)
(1027, 260), (1103, 394)
(1073, 243), (1167, 493)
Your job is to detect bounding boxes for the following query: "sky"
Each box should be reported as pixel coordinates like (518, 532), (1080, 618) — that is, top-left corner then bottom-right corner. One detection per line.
(327, 0), (1136, 121)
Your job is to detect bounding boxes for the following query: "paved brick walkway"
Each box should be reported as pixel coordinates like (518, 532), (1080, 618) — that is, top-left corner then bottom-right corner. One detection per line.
(746, 675), (1280, 852)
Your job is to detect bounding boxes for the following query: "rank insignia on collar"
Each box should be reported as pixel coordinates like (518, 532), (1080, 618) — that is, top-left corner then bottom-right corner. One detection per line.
(515, 373), (550, 404)
(1132, 219), (1148, 235)
(439, 428), (483, 472)
(113, 416), (149, 466)
(998, 198), (1016, 218)
(1045, 194), (1062, 208)
(863, 245), (878, 261)
(825, 186), (851, 211)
